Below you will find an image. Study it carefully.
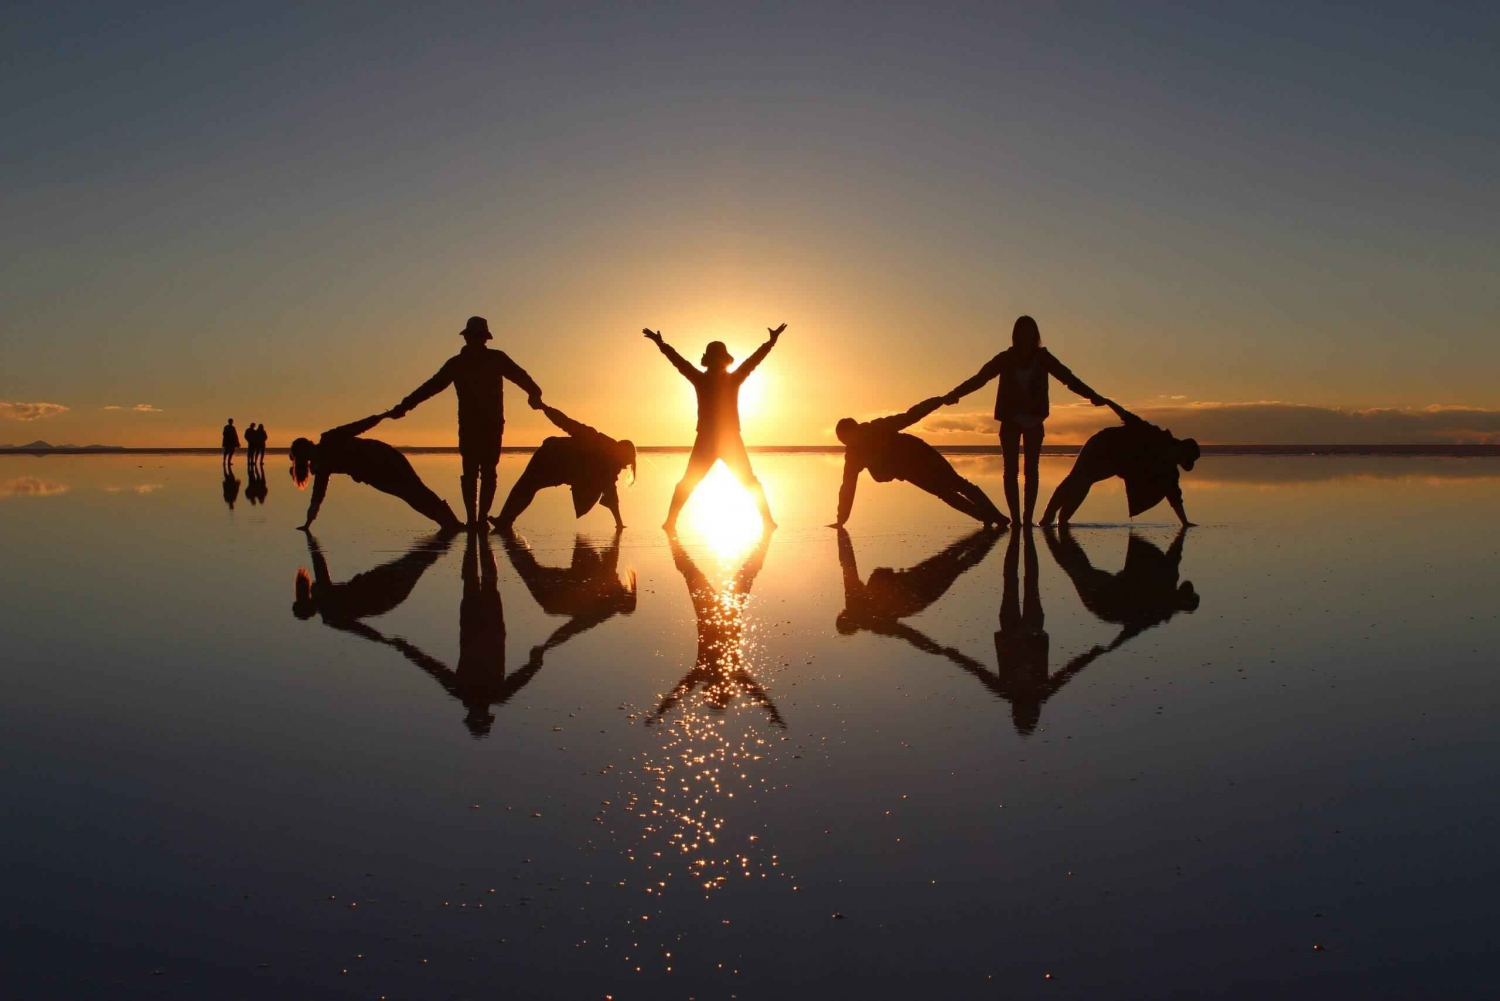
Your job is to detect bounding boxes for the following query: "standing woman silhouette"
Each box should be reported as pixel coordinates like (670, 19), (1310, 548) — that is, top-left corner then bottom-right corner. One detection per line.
(946, 315), (1107, 526)
(644, 324), (785, 531)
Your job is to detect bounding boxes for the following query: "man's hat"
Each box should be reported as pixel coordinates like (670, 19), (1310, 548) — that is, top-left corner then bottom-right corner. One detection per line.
(461, 316), (493, 341)
(702, 340), (733, 366)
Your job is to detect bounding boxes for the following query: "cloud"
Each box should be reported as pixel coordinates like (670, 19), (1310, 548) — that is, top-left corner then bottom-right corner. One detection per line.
(102, 403), (164, 413)
(0, 401), (69, 422)
(102, 405), (122, 411)
(917, 402), (1500, 445)
(0, 476), (70, 499)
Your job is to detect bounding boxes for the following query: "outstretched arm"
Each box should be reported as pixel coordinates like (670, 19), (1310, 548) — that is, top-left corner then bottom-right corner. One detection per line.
(1168, 492), (1194, 527)
(1103, 398), (1144, 426)
(299, 472), (330, 530)
(945, 353), (1004, 404)
(733, 323), (786, 382)
(499, 352), (543, 401)
(540, 404), (607, 446)
(323, 413), (387, 439)
(869, 396), (947, 435)
(390, 358), (456, 418)
(1045, 352), (1105, 405)
(643, 329), (701, 382)
(834, 459), (861, 527)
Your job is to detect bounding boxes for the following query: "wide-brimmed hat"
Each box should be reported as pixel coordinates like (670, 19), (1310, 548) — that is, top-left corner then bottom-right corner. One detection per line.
(461, 316), (493, 341)
(702, 340), (733, 365)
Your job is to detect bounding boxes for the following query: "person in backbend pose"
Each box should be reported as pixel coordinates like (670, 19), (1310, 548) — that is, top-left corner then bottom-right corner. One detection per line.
(221, 418), (240, 470)
(501, 531), (637, 672)
(1040, 400), (1199, 527)
(1043, 526), (1199, 654)
(289, 412), (463, 531)
(490, 403), (636, 532)
(388, 316), (544, 528)
(945, 315), (1108, 526)
(832, 396), (1007, 528)
(643, 324), (784, 531)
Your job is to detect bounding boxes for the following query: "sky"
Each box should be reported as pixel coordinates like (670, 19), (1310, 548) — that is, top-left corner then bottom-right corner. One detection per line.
(3, 1), (1497, 446)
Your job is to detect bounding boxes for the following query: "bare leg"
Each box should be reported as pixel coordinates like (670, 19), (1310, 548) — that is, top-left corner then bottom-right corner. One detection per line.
(1021, 425), (1043, 526)
(493, 467), (544, 530)
(1000, 423), (1022, 526)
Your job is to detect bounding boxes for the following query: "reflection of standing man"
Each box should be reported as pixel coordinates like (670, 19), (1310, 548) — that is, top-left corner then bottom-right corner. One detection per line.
(221, 418), (240, 470)
(389, 316), (544, 528)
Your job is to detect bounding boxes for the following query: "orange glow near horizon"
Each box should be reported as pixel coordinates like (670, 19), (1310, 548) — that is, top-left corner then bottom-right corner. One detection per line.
(679, 463), (765, 562)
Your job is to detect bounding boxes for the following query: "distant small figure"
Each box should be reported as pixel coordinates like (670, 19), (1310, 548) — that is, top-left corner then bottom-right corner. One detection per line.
(222, 468), (241, 510)
(643, 324), (783, 531)
(289, 412), (463, 531)
(247, 423), (268, 467)
(946, 315), (1107, 525)
(1040, 401), (1199, 527)
(245, 461), (269, 505)
(833, 396), (1007, 528)
(490, 404), (636, 532)
(388, 316), (544, 529)
(221, 418), (240, 469)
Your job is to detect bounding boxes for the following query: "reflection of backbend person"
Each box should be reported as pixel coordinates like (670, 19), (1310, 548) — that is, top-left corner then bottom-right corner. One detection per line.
(389, 316), (544, 528)
(1042, 526), (1199, 653)
(834, 527), (1000, 661)
(833, 396), (1007, 528)
(654, 531), (783, 728)
(946, 315), (1107, 526)
(289, 413), (463, 531)
(491, 404), (636, 531)
(1040, 401), (1199, 527)
(221, 418), (240, 469)
(643, 324), (784, 531)
(501, 531), (637, 670)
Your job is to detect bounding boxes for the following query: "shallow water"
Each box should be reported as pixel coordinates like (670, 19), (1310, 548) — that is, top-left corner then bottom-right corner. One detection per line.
(2, 452), (1498, 999)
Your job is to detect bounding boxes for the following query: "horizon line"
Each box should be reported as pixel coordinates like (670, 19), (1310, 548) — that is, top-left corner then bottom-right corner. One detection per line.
(5, 444), (1500, 457)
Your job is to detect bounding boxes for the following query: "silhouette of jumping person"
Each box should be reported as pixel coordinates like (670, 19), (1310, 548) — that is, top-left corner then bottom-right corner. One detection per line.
(245, 461), (268, 506)
(222, 468), (241, 510)
(654, 531), (783, 728)
(491, 404), (636, 531)
(643, 324), (784, 531)
(1040, 401), (1200, 527)
(289, 412), (463, 531)
(389, 316), (544, 528)
(501, 530), (637, 672)
(834, 528), (1000, 665)
(221, 418), (240, 469)
(946, 315), (1107, 525)
(833, 396), (1007, 528)
(1042, 526), (1199, 657)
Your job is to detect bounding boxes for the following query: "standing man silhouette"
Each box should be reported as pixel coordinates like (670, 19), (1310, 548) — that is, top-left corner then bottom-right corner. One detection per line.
(946, 315), (1107, 526)
(644, 324), (784, 531)
(221, 418), (240, 470)
(388, 316), (544, 529)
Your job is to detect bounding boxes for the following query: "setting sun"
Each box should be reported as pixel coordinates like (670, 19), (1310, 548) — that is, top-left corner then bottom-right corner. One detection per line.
(679, 463), (765, 561)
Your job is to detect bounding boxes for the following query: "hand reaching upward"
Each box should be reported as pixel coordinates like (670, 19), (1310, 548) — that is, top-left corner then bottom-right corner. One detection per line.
(642, 328), (663, 344)
(768, 323), (786, 341)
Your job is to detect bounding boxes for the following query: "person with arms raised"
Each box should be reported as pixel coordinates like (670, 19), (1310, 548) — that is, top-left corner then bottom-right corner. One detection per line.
(832, 396), (1007, 528)
(388, 316), (544, 528)
(643, 324), (784, 531)
(946, 315), (1108, 525)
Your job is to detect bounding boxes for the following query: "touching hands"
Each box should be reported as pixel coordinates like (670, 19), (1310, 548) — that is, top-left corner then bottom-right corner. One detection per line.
(386, 405), (408, 420)
(528, 394), (544, 410)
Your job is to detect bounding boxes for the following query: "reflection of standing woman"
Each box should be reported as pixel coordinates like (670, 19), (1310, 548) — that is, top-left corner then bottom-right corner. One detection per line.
(289, 413), (462, 531)
(946, 316), (1106, 526)
(221, 418), (240, 469)
(644, 324), (784, 531)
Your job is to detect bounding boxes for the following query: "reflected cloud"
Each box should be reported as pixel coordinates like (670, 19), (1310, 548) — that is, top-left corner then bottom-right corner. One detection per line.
(0, 476), (70, 499)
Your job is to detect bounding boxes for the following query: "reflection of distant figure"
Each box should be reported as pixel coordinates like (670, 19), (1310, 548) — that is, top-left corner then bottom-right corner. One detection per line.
(643, 325), (783, 531)
(387, 316), (544, 528)
(492, 404), (636, 531)
(1043, 526), (1199, 653)
(245, 461), (268, 505)
(1041, 402), (1199, 526)
(833, 397), (1006, 527)
(946, 316), (1107, 525)
(289, 412), (462, 531)
(834, 527), (999, 663)
(655, 531), (782, 727)
(221, 418), (240, 469)
(501, 530), (637, 670)
(222, 468), (241, 510)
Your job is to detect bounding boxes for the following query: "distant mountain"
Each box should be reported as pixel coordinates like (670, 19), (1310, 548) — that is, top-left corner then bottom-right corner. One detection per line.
(0, 440), (125, 451)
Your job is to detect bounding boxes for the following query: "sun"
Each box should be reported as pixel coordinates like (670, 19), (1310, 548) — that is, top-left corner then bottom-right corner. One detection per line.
(737, 369), (768, 422)
(681, 463), (764, 562)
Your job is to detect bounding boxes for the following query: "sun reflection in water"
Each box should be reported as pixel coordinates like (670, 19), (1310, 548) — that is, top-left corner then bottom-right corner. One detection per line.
(680, 463), (764, 563)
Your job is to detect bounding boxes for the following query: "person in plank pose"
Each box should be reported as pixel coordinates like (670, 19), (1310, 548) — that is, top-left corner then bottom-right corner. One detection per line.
(1039, 400), (1199, 527)
(832, 396), (1007, 528)
(945, 315), (1108, 525)
(643, 324), (784, 531)
(490, 403), (636, 532)
(289, 412), (463, 531)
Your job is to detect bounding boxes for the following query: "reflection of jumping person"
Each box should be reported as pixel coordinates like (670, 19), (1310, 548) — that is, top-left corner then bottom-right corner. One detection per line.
(491, 404), (636, 531)
(389, 316), (543, 528)
(643, 324), (784, 531)
(221, 418), (240, 469)
(289, 413), (463, 531)
(946, 316), (1107, 526)
(1040, 401), (1199, 527)
(833, 397), (1006, 527)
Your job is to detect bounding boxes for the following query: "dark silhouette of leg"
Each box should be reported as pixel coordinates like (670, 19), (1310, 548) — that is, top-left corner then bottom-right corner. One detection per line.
(927, 482), (987, 523)
(477, 461), (499, 526)
(1041, 473), (1092, 526)
(665, 442), (716, 530)
(721, 438), (776, 528)
(1000, 423), (1022, 525)
(459, 453), (479, 527)
(1021, 425), (1043, 525)
(494, 465), (545, 530)
(954, 476), (1007, 526)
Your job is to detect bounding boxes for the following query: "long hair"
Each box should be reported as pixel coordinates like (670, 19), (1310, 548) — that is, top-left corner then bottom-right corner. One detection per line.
(618, 440), (638, 486)
(1012, 315), (1041, 350)
(289, 437), (315, 488)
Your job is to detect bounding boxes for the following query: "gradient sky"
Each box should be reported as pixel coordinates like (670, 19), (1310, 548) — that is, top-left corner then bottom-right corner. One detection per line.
(3, 2), (1497, 446)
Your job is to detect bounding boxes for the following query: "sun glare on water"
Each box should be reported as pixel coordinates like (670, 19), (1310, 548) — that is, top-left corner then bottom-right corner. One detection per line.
(681, 463), (764, 561)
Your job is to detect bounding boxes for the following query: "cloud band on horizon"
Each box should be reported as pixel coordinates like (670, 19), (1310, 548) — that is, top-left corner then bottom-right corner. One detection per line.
(0, 401), (69, 422)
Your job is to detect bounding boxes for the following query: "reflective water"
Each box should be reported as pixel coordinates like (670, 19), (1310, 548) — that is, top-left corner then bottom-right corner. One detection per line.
(2, 453), (1498, 999)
